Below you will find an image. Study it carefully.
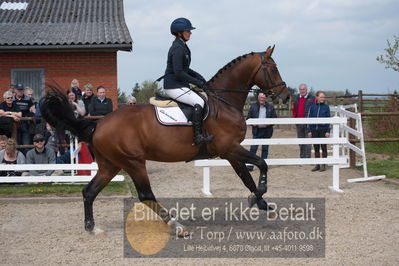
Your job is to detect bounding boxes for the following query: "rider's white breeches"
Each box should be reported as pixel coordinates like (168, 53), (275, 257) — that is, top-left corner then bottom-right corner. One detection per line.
(164, 87), (204, 108)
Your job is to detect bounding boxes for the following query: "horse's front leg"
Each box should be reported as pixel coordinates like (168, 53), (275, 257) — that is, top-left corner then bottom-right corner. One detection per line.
(225, 145), (269, 195)
(227, 158), (272, 211)
(224, 145), (271, 210)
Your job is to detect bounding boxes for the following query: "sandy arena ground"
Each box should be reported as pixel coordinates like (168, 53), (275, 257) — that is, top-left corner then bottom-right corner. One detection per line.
(1, 128), (398, 265)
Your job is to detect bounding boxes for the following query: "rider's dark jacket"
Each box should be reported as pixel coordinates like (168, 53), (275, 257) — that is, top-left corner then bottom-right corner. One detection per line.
(164, 38), (205, 89)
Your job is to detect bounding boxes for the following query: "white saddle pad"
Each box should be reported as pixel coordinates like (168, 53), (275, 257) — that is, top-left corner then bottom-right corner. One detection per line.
(154, 106), (192, 126)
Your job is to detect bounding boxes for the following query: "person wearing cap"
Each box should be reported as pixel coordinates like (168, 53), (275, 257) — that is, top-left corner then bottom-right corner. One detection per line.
(0, 90), (22, 137)
(25, 133), (57, 176)
(13, 83), (34, 152)
(163, 17), (213, 146)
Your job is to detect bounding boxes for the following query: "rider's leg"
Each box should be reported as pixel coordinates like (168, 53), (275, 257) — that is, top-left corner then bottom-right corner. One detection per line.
(192, 104), (213, 145)
(164, 87), (213, 145)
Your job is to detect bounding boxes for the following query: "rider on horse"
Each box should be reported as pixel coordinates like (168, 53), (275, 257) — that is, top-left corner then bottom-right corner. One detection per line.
(163, 17), (213, 146)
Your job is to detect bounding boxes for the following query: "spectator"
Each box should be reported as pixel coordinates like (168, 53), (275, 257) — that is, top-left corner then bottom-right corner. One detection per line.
(44, 123), (70, 164)
(89, 85), (113, 116)
(0, 135), (8, 150)
(246, 93), (277, 171)
(70, 79), (82, 99)
(13, 83), (34, 152)
(67, 90), (85, 118)
(292, 83), (316, 158)
(25, 133), (60, 176)
(24, 87), (34, 100)
(23, 87), (38, 137)
(307, 91), (331, 172)
(33, 91), (47, 135)
(0, 90), (22, 137)
(82, 83), (94, 115)
(0, 138), (26, 177)
(127, 95), (137, 106)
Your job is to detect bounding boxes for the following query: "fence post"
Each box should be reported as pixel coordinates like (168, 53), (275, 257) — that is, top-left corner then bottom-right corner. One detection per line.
(349, 110), (356, 168)
(358, 90), (363, 113)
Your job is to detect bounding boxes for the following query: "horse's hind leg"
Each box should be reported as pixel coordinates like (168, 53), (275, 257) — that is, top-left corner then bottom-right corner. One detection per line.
(123, 159), (186, 233)
(82, 157), (120, 232)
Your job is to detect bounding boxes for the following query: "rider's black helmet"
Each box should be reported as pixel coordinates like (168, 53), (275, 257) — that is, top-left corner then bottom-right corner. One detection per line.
(170, 18), (195, 35)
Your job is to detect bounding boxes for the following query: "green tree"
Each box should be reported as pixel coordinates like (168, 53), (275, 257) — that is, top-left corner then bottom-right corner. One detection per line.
(132, 80), (161, 104)
(117, 88), (127, 104)
(377, 35), (399, 72)
(287, 86), (297, 98)
(132, 83), (140, 95)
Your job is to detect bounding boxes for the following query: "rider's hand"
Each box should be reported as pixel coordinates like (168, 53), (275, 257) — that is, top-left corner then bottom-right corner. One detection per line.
(200, 81), (207, 90)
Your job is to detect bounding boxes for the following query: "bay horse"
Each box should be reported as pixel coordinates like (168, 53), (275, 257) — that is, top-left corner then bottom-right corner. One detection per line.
(41, 46), (289, 233)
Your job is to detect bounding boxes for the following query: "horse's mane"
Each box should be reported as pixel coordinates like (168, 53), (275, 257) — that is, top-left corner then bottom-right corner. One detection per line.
(208, 52), (256, 83)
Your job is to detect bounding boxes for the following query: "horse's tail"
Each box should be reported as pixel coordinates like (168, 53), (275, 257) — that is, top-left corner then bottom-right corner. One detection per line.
(41, 86), (97, 143)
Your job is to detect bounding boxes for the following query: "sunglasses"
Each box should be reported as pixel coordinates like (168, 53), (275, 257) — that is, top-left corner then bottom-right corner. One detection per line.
(34, 139), (44, 143)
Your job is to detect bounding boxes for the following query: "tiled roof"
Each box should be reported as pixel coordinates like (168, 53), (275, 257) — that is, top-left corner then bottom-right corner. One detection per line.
(0, 0), (132, 51)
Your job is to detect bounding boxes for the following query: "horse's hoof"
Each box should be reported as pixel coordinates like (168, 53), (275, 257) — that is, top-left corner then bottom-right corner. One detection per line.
(256, 198), (273, 211)
(84, 220), (95, 232)
(248, 193), (257, 207)
(176, 226), (190, 238)
(168, 219), (189, 238)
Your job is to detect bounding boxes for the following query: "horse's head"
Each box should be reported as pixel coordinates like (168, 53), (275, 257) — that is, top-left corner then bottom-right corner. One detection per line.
(251, 46), (290, 104)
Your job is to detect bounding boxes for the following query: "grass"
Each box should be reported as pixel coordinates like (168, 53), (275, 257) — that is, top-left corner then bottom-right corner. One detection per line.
(366, 142), (399, 155)
(364, 159), (399, 180)
(0, 171), (138, 197)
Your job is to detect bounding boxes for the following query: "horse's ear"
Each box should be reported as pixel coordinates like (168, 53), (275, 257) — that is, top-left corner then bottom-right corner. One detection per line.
(270, 44), (275, 54)
(265, 45), (275, 57)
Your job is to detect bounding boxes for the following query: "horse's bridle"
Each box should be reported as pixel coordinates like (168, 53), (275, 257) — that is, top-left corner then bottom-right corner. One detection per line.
(249, 52), (286, 96)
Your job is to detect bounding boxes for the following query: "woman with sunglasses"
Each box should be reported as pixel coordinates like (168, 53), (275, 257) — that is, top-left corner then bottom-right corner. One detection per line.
(0, 90), (22, 137)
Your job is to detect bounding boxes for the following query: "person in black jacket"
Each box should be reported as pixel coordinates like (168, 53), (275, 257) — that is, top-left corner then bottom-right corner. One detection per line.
(82, 83), (94, 116)
(246, 93), (277, 171)
(163, 17), (213, 146)
(307, 91), (331, 172)
(89, 86), (113, 116)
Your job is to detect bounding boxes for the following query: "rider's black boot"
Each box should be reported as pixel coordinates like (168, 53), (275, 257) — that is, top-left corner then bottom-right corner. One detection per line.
(193, 104), (213, 146)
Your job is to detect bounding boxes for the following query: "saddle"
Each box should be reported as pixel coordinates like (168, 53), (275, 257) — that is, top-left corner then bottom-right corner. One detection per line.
(149, 90), (209, 126)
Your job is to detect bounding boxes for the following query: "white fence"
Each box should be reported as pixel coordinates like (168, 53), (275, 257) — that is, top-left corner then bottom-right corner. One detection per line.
(331, 104), (386, 183)
(195, 106), (385, 196)
(0, 137), (124, 183)
(0, 163), (124, 183)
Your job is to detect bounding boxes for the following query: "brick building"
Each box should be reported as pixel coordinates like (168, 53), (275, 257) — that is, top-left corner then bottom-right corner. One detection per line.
(0, 0), (132, 107)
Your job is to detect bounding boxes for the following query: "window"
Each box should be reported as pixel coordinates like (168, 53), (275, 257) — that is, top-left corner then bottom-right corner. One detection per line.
(11, 68), (44, 101)
(0, 2), (28, 10)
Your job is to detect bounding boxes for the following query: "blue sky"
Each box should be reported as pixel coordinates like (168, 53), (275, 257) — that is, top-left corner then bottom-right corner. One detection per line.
(118, 0), (399, 94)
